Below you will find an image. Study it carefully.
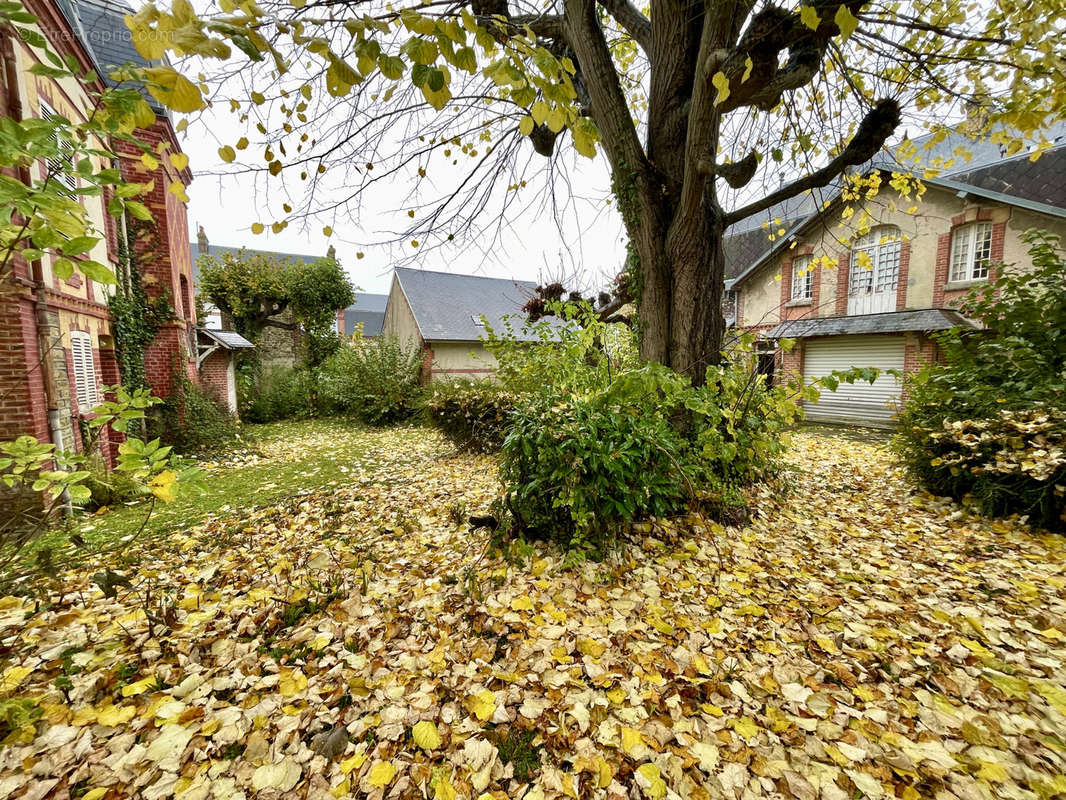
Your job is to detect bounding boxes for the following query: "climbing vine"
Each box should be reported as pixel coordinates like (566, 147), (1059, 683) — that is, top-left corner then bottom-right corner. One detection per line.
(108, 214), (172, 393)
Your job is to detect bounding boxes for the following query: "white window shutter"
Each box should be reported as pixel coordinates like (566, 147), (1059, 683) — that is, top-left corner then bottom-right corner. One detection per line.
(70, 332), (98, 411)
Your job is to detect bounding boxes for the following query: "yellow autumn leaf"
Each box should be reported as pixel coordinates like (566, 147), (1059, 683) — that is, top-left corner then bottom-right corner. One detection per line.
(732, 716), (760, 741)
(96, 703), (137, 727)
(218, 145), (236, 163)
(519, 115), (534, 136)
(434, 773), (457, 800)
(834, 5), (858, 39)
(468, 689), (496, 721)
(412, 720), (443, 750)
(711, 71), (730, 106)
(169, 152), (189, 171)
(279, 668), (308, 697)
(977, 760), (1009, 782)
(367, 760), (396, 788)
(149, 470), (177, 502)
(799, 6), (820, 30)
(576, 637), (606, 658)
(0, 665), (33, 693)
(636, 763), (666, 800)
(80, 790), (108, 800)
(251, 223), (265, 235)
(121, 675), (158, 697)
(340, 750), (367, 775)
(144, 66), (204, 112)
(140, 152), (159, 169)
(510, 595), (534, 611)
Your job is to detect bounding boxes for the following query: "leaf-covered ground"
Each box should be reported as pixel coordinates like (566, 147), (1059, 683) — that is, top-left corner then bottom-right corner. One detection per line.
(1, 429), (1065, 800)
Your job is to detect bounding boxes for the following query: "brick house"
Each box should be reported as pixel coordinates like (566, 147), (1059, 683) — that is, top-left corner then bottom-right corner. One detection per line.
(0, 0), (197, 463)
(725, 123), (1066, 426)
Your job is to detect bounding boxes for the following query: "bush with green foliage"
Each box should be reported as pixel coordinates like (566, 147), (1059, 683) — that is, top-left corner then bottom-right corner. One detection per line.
(498, 326), (799, 554)
(895, 230), (1066, 530)
(151, 378), (243, 454)
(425, 380), (518, 452)
(243, 366), (316, 423)
(318, 334), (422, 425)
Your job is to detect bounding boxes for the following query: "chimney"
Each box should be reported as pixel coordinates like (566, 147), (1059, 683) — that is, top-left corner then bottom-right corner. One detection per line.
(197, 224), (209, 254)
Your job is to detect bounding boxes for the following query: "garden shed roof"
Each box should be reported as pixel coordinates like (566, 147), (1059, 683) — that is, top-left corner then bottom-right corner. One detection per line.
(765, 309), (981, 340)
(392, 267), (550, 343)
(198, 328), (254, 349)
(344, 293), (388, 337)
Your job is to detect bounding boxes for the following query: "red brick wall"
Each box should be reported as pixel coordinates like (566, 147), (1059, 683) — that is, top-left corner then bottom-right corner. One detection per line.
(115, 119), (198, 397)
(779, 342), (803, 395)
(420, 345), (435, 386)
(896, 240), (912, 311)
(0, 293), (41, 442)
(200, 350), (229, 406)
(901, 335), (940, 404)
(933, 212), (1005, 309)
(834, 252), (850, 315)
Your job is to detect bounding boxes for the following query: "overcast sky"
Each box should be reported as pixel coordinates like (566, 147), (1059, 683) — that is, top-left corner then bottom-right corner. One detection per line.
(181, 102), (628, 297)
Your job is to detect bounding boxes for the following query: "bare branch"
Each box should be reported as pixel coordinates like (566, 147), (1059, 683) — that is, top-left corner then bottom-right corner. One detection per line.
(724, 97), (901, 226)
(595, 0), (651, 51)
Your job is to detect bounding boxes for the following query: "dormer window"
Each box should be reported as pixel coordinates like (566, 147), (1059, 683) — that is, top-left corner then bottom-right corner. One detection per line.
(470, 315), (485, 327)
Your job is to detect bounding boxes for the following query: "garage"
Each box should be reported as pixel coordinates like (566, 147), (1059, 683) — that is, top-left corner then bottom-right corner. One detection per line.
(801, 335), (905, 426)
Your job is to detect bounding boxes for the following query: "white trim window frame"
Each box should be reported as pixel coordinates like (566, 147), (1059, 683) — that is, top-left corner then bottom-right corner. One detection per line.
(38, 100), (78, 192)
(849, 226), (902, 295)
(790, 255), (813, 301)
(69, 331), (99, 412)
(949, 222), (993, 283)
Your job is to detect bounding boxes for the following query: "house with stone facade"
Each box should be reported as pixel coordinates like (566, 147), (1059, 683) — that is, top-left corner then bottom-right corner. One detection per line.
(0, 0), (198, 465)
(725, 123), (1066, 426)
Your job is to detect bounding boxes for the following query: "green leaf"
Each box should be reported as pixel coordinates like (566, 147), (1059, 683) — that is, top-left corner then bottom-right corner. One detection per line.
(61, 235), (98, 256)
(78, 260), (117, 284)
(52, 257), (75, 281)
(125, 201), (153, 221)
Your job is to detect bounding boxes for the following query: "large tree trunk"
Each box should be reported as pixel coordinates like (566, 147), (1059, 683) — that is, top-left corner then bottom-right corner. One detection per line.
(629, 201), (726, 387)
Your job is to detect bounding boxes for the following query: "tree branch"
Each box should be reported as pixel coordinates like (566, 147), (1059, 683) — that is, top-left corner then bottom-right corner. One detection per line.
(724, 98), (901, 226)
(596, 0), (651, 50)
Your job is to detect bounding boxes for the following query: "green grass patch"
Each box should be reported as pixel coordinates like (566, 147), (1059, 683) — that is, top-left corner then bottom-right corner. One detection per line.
(14, 419), (390, 577)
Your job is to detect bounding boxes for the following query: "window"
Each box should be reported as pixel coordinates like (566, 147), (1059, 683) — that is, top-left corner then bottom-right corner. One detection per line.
(950, 222), (993, 282)
(38, 100), (77, 192)
(790, 255), (813, 301)
(470, 314), (486, 327)
(850, 226), (901, 295)
(69, 331), (99, 411)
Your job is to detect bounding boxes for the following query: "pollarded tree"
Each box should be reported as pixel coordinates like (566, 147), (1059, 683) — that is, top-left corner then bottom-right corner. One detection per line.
(129, 0), (1064, 383)
(197, 250), (355, 348)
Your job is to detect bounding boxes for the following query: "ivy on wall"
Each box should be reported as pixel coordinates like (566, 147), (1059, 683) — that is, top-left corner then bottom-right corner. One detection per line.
(108, 215), (172, 392)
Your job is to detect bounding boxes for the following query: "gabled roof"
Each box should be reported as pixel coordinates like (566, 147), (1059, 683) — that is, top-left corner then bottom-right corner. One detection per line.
(190, 243), (324, 286)
(766, 309), (981, 340)
(391, 267), (545, 342)
(344, 293), (388, 337)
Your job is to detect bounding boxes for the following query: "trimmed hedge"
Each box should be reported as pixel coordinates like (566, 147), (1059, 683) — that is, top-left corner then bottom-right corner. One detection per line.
(425, 381), (517, 453)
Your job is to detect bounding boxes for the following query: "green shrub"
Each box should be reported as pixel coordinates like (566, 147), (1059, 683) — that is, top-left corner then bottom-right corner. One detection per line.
(425, 380), (518, 452)
(484, 305), (637, 396)
(243, 366), (315, 423)
(500, 351), (797, 554)
(152, 378), (243, 453)
(319, 334), (422, 425)
(895, 230), (1066, 530)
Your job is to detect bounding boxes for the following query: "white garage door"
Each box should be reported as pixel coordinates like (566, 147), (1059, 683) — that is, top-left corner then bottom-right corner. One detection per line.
(802, 335), (905, 426)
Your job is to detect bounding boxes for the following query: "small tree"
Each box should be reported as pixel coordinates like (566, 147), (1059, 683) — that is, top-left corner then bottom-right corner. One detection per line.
(196, 250), (355, 350)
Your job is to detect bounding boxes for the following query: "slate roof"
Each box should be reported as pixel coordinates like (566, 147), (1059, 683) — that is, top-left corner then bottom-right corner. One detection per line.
(58, 0), (165, 112)
(947, 145), (1066, 208)
(198, 328), (254, 349)
(727, 126), (1066, 289)
(344, 293), (388, 337)
(392, 267), (548, 342)
(191, 243), (324, 286)
(765, 309), (981, 340)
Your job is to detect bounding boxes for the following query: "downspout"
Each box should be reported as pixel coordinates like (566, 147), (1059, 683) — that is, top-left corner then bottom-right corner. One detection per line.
(1, 29), (71, 510)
